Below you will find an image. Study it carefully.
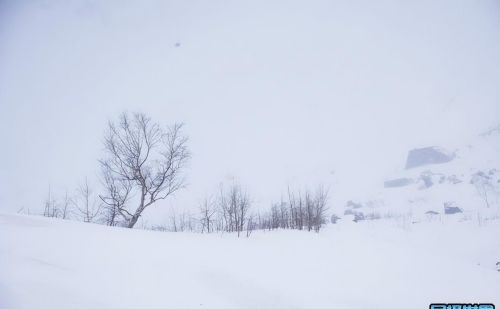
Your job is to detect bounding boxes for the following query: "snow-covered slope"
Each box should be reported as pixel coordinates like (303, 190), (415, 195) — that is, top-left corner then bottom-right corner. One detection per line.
(1, 213), (499, 309)
(334, 128), (500, 222)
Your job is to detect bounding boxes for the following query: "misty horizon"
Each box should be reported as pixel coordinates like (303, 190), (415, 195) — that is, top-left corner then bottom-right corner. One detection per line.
(1, 0), (499, 223)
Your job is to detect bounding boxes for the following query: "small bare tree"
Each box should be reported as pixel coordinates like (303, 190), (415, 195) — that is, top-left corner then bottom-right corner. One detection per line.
(99, 168), (132, 226)
(100, 112), (190, 228)
(43, 188), (72, 219)
(167, 210), (196, 232)
(60, 191), (72, 220)
(74, 178), (102, 223)
(199, 197), (216, 233)
(312, 185), (329, 232)
(217, 183), (251, 237)
(43, 185), (59, 218)
(474, 176), (492, 208)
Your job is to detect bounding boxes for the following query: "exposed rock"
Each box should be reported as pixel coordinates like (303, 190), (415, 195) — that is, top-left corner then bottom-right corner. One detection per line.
(472, 171), (490, 180)
(447, 175), (462, 184)
(384, 178), (413, 188)
(353, 212), (365, 223)
(405, 147), (454, 169)
(444, 206), (462, 214)
(471, 171), (493, 186)
(344, 210), (365, 222)
(419, 174), (434, 189)
(417, 171), (448, 189)
(444, 202), (462, 215)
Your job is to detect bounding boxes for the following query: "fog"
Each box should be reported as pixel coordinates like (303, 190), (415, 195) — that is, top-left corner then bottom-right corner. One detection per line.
(1, 0), (499, 223)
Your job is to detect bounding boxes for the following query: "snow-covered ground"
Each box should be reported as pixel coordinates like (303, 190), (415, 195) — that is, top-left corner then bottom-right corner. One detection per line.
(1, 0), (499, 308)
(1, 213), (499, 309)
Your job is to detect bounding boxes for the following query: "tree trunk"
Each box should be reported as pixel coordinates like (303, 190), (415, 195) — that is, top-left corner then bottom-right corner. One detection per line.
(128, 214), (140, 228)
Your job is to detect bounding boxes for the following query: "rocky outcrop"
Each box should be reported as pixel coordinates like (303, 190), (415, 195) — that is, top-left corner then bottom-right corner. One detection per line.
(425, 210), (439, 215)
(405, 147), (454, 169)
(353, 212), (365, 222)
(444, 202), (462, 215)
(384, 178), (413, 188)
(447, 175), (463, 184)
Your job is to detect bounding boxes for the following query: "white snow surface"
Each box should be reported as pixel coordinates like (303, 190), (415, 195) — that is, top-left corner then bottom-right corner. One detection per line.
(1, 213), (499, 309)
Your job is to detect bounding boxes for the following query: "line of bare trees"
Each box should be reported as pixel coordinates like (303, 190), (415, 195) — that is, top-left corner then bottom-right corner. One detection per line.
(154, 182), (253, 236)
(43, 181), (329, 236)
(42, 179), (102, 223)
(43, 186), (71, 220)
(40, 111), (330, 235)
(256, 186), (329, 232)
(154, 184), (329, 236)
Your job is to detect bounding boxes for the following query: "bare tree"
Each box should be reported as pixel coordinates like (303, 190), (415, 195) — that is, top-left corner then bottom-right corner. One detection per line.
(246, 214), (256, 237)
(233, 185), (250, 237)
(74, 178), (102, 223)
(43, 185), (59, 218)
(217, 182), (251, 237)
(312, 185), (329, 232)
(99, 168), (132, 226)
(169, 209), (179, 232)
(168, 210), (197, 232)
(287, 187), (303, 230)
(305, 190), (314, 231)
(199, 197), (216, 233)
(43, 187), (72, 219)
(60, 191), (72, 220)
(473, 173), (493, 208)
(100, 112), (190, 228)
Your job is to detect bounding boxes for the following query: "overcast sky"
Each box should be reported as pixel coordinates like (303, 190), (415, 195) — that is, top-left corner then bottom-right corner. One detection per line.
(1, 0), (499, 223)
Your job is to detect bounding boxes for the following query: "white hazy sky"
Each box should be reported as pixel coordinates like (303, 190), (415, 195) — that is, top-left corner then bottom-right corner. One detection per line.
(1, 0), (499, 223)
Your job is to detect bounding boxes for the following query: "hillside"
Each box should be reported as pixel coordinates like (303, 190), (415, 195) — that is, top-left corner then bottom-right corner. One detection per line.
(332, 128), (500, 223)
